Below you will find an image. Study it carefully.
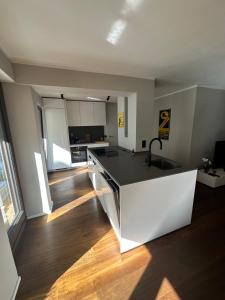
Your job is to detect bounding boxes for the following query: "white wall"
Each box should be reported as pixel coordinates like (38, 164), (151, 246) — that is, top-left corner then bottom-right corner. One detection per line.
(118, 94), (137, 151)
(31, 89), (53, 204)
(0, 213), (20, 300)
(155, 79), (196, 98)
(151, 87), (197, 165)
(152, 84), (225, 167)
(136, 84), (155, 151)
(13, 63), (154, 151)
(2, 83), (52, 218)
(0, 48), (14, 82)
(190, 87), (225, 166)
(105, 102), (118, 146)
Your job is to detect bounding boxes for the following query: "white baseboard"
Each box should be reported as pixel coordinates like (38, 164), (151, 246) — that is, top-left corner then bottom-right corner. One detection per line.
(11, 276), (21, 300)
(71, 162), (88, 167)
(27, 212), (47, 219)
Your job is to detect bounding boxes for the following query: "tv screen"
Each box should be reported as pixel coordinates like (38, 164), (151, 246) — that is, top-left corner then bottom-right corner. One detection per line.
(213, 141), (225, 169)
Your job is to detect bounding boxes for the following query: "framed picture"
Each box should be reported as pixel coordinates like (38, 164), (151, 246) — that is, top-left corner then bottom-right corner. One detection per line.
(158, 109), (171, 140)
(118, 112), (124, 128)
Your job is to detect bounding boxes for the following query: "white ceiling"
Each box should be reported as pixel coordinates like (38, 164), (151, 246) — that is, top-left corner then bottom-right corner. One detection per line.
(32, 85), (123, 102)
(1, 0), (225, 87)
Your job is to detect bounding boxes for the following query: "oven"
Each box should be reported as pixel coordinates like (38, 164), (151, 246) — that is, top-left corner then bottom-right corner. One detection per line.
(70, 146), (87, 163)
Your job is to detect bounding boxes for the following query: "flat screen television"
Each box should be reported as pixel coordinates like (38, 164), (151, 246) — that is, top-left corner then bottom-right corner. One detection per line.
(213, 141), (225, 169)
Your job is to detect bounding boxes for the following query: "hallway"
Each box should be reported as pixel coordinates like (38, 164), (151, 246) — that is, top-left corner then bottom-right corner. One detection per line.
(15, 167), (225, 300)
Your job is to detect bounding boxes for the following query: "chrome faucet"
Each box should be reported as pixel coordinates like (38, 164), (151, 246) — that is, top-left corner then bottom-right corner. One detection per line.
(146, 138), (162, 166)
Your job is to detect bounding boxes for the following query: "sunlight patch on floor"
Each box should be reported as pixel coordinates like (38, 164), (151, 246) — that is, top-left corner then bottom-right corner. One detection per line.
(155, 277), (181, 300)
(48, 168), (88, 186)
(44, 232), (153, 299)
(45, 231), (110, 299)
(47, 191), (96, 223)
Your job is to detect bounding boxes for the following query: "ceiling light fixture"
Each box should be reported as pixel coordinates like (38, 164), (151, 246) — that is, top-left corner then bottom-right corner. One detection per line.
(87, 96), (102, 101)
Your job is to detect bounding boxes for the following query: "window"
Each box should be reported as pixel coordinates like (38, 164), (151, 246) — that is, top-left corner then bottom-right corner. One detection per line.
(0, 84), (23, 239)
(0, 143), (20, 230)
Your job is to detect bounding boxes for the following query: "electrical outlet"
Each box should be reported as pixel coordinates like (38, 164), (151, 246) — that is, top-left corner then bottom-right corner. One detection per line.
(142, 140), (146, 148)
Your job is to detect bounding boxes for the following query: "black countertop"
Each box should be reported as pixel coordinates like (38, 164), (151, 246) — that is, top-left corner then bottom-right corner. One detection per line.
(89, 146), (196, 186)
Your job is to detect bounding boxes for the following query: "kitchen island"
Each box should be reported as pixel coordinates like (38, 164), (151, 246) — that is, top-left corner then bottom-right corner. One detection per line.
(88, 147), (197, 253)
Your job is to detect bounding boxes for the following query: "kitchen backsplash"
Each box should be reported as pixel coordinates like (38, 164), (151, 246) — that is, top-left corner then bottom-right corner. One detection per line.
(68, 126), (104, 144)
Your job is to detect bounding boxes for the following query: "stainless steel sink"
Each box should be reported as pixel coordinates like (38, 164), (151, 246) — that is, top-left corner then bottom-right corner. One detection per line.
(151, 158), (180, 170)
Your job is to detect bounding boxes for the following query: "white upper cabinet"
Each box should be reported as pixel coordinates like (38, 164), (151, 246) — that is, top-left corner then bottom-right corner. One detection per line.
(66, 101), (81, 126)
(93, 102), (106, 125)
(66, 101), (106, 126)
(79, 101), (94, 126)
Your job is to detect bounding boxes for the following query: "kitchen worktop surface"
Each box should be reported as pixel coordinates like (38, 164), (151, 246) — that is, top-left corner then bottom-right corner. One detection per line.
(89, 146), (196, 186)
(70, 141), (109, 148)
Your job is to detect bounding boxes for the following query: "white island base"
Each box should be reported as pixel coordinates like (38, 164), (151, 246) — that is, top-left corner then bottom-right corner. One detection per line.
(119, 170), (197, 253)
(88, 150), (197, 253)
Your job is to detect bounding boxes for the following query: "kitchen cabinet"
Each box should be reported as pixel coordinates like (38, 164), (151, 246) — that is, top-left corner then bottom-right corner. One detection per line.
(66, 101), (106, 126)
(88, 151), (97, 186)
(87, 151), (106, 212)
(99, 173), (120, 237)
(88, 147), (197, 254)
(66, 101), (80, 126)
(87, 153), (95, 186)
(87, 150), (120, 237)
(79, 101), (94, 126)
(95, 172), (108, 213)
(93, 102), (106, 125)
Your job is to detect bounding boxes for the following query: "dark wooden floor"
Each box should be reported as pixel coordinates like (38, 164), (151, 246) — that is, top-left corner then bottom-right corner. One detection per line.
(15, 167), (225, 300)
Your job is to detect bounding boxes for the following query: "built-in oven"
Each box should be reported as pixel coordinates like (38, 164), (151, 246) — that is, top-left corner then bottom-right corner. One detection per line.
(70, 146), (87, 163)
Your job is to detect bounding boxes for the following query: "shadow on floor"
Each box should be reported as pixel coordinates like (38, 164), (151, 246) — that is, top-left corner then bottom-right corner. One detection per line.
(129, 183), (225, 299)
(15, 171), (225, 299)
(15, 167), (111, 299)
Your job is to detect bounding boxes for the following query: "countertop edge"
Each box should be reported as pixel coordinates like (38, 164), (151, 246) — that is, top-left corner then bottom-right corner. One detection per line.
(88, 147), (197, 187)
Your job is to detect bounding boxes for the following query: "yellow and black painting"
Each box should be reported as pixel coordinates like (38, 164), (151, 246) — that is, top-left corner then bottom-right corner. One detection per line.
(159, 109), (171, 140)
(118, 112), (125, 128)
